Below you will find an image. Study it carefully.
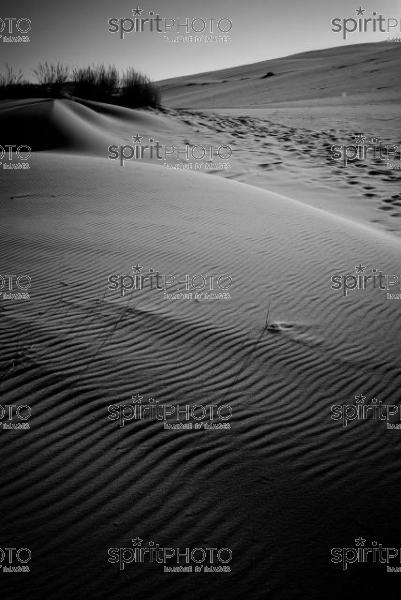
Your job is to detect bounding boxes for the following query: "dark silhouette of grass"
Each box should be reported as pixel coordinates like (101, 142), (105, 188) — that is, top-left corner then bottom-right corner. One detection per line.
(0, 64), (24, 86)
(0, 64), (33, 99)
(33, 62), (70, 96)
(0, 62), (161, 108)
(0, 62), (70, 99)
(120, 67), (161, 108)
(72, 64), (119, 102)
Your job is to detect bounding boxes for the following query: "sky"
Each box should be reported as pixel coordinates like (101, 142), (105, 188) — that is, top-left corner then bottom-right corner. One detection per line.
(0, 0), (399, 81)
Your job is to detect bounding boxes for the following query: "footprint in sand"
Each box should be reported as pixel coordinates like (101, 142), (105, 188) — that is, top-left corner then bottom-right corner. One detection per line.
(368, 169), (389, 176)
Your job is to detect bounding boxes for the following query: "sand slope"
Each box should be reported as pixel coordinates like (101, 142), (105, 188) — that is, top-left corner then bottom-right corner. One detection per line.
(159, 42), (401, 108)
(1, 91), (401, 599)
(155, 42), (401, 238)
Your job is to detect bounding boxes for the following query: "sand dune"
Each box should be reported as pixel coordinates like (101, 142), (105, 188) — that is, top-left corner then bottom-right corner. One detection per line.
(2, 90), (401, 600)
(0, 97), (179, 154)
(159, 42), (401, 108)
(155, 43), (401, 237)
(1, 42), (401, 600)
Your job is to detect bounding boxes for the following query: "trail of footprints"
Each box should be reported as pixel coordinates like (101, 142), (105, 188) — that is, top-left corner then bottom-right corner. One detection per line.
(175, 109), (401, 226)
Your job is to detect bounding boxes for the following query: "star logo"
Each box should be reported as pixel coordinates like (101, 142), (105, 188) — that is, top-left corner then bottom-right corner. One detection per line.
(131, 537), (143, 547)
(132, 6), (143, 16)
(132, 134), (143, 144)
(355, 393), (366, 404)
(131, 393), (143, 404)
(354, 134), (366, 144)
(356, 7), (366, 16)
(355, 264), (366, 274)
(132, 263), (143, 273)
(355, 537), (366, 547)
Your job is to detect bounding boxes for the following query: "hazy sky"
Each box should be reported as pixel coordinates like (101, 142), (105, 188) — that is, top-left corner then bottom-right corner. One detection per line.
(1, 0), (399, 81)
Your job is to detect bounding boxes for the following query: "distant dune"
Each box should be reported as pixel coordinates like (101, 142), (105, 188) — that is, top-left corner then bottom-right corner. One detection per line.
(158, 42), (401, 108)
